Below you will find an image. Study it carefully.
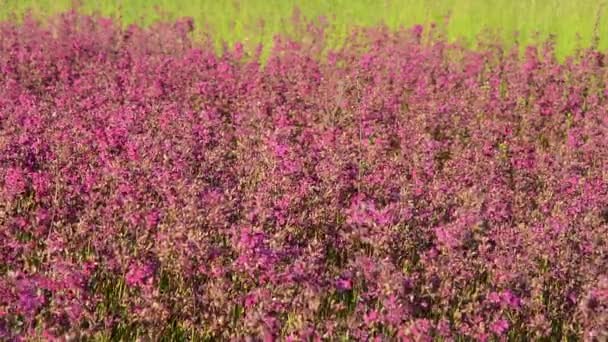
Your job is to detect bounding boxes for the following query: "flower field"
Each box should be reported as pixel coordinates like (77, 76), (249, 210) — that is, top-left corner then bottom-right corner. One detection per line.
(0, 10), (607, 341)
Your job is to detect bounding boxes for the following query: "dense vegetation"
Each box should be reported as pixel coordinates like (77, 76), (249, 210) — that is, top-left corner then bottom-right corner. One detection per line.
(0, 11), (607, 341)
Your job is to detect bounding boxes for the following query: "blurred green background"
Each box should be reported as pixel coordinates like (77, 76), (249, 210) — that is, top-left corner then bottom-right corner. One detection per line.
(1, 0), (607, 58)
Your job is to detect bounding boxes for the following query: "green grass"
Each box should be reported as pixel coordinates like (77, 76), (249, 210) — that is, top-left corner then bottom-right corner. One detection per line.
(1, 0), (607, 59)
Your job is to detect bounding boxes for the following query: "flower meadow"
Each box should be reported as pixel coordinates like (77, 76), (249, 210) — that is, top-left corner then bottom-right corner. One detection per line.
(0, 12), (607, 341)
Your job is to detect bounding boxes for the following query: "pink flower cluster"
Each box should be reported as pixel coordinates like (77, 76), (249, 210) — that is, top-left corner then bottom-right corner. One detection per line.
(0, 12), (607, 340)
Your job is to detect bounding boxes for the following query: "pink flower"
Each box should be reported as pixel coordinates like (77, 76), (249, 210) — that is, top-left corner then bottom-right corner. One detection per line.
(244, 293), (257, 308)
(364, 310), (378, 325)
(145, 210), (160, 228)
(490, 319), (509, 335)
(125, 262), (155, 287)
(408, 319), (433, 341)
(487, 290), (521, 310)
(336, 278), (352, 292)
(4, 167), (26, 198)
(412, 24), (424, 39)
(31, 172), (50, 197)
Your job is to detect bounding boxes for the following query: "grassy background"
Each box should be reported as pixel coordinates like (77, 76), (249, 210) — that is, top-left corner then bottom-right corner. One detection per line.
(1, 0), (608, 58)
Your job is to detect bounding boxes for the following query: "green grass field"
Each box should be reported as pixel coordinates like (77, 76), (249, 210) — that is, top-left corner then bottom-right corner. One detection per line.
(2, 0), (608, 58)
